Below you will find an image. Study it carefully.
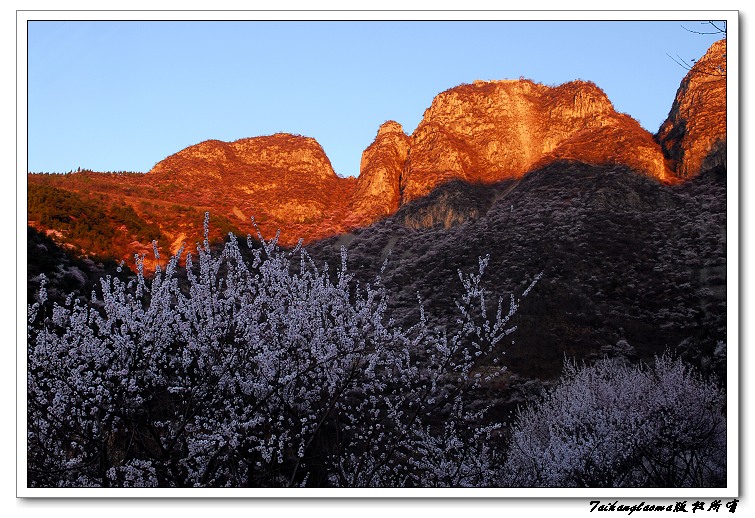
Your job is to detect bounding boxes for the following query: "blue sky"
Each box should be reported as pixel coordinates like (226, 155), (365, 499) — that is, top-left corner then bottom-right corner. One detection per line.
(27, 19), (725, 177)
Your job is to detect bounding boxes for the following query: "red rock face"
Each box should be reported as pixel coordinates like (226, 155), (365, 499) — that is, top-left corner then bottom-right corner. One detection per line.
(150, 133), (339, 184)
(147, 133), (357, 243)
(402, 79), (672, 202)
(535, 116), (673, 182)
(351, 121), (411, 224)
(657, 39), (727, 179)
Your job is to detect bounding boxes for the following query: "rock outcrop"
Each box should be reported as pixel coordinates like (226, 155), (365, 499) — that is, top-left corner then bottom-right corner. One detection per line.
(147, 133), (357, 240)
(657, 38), (727, 179)
(401, 79), (672, 202)
(150, 133), (339, 182)
(351, 121), (411, 223)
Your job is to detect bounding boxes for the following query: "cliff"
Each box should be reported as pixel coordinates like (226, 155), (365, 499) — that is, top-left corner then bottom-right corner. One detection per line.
(351, 121), (411, 222)
(657, 38), (727, 179)
(401, 79), (672, 203)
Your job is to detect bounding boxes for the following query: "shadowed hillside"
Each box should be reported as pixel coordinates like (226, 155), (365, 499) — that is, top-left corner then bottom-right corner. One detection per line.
(309, 161), (727, 391)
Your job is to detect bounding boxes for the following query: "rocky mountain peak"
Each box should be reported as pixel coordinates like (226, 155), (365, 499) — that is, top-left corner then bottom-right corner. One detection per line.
(149, 133), (338, 182)
(376, 120), (406, 137)
(656, 38), (727, 179)
(350, 120), (411, 223)
(401, 78), (671, 203)
(137, 132), (354, 249)
(544, 80), (615, 120)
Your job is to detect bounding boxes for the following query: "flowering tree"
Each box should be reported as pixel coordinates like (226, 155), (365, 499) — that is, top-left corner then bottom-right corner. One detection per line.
(27, 215), (537, 488)
(502, 354), (726, 488)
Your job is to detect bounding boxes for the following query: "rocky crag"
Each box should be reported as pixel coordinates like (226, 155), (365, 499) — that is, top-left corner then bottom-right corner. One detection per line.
(351, 121), (411, 223)
(399, 79), (672, 205)
(657, 38), (727, 179)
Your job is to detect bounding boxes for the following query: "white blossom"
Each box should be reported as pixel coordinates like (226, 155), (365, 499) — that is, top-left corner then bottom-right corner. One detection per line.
(27, 219), (536, 488)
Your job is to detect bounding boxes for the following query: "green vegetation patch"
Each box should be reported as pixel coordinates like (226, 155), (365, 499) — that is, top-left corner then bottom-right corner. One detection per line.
(28, 183), (165, 258)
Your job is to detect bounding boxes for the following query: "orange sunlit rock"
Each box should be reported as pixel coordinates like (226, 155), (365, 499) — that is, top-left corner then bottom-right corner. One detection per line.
(146, 133), (358, 244)
(351, 121), (411, 225)
(402, 79), (673, 202)
(657, 38), (727, 179)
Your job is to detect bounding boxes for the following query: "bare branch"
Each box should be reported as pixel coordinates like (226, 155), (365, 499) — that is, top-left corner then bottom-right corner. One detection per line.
(680, 21), (727, 36)
(666, 52), (693, 72)
(708, 21), (727, 34)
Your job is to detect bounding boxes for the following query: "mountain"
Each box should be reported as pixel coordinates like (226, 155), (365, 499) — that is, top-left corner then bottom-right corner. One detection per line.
(28, 134), (360, 267)
(27, 39), (727, 287)
(308, 161), (727, 391)
(657, 38), (727, 179)
(146, 133), (359, 242)
(350, 77), (677, 225)
(402, 79), (673, 204)
(150, 134), (338, 182)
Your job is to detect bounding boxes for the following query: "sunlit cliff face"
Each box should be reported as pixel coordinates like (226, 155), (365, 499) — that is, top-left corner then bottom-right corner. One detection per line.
(400, 78), (673, 204)
(657, 38), (727, 180)
(146, 133), (358, 245)
(149, 133), (339, 182)
(351, 121), (411, 222)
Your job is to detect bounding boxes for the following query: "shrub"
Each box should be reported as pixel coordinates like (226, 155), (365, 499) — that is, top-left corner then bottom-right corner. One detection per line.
(27, 215), (537, 488)
(502, 354), (726, 487)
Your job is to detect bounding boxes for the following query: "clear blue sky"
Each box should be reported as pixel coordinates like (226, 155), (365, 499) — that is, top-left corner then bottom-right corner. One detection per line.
(27, 19), (725, 177)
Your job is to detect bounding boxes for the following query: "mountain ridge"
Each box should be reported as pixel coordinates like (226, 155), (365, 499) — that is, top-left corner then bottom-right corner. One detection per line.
(27, 39), (727, 266)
